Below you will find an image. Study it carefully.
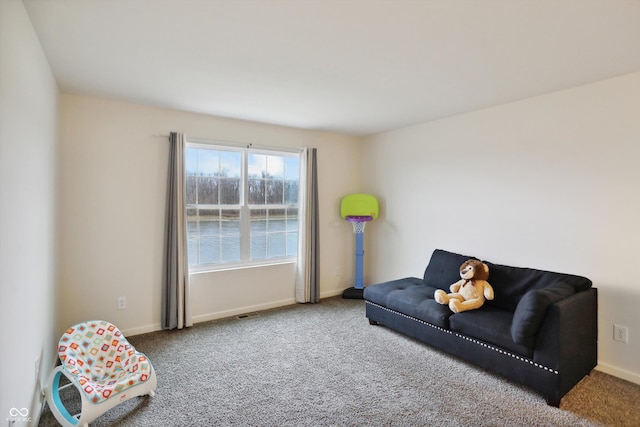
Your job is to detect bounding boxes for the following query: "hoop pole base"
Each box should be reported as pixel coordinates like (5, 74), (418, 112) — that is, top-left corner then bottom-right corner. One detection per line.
(342, 287), (364, 299)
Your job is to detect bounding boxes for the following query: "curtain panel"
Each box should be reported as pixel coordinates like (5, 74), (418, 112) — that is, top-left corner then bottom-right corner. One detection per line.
(295, 147), (320, 303)
(161, 132), (192, 329)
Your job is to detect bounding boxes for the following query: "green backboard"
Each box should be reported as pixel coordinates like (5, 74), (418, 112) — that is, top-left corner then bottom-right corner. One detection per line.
(340, 194), (379, 220)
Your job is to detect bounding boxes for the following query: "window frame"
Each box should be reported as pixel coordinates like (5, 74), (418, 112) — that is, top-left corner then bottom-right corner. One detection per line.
(185, 138), (301, 273)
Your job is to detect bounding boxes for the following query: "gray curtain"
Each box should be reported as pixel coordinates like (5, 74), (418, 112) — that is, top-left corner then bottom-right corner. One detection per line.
(295, 147), (320, 303)
(162, 132), (192, 329)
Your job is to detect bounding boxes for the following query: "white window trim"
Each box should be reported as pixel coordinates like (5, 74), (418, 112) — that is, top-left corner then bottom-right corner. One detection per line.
(185, 137), (302, 273)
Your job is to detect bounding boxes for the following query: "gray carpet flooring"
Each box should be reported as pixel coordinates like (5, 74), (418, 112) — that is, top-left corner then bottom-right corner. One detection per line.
(39, 297), (640, 426)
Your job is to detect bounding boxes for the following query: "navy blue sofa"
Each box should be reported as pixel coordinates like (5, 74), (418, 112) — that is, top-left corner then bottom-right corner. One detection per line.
(364, 249), (597, 406)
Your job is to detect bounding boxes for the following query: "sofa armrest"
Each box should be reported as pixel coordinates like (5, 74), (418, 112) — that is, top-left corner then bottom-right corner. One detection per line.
(533, 288), (598, 397)
(511, 283), (576, 348)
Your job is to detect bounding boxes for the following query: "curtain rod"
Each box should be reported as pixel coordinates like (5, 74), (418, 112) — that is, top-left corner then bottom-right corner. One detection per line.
(154, 134), (305, 153)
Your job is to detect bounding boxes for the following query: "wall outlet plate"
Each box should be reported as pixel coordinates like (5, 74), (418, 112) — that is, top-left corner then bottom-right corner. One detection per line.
(613, 324), (629, 343)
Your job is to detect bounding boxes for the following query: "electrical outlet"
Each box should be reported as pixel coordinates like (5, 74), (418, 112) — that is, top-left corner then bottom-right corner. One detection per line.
(117, 296), (127, 310)
(613, 324), (628, 343)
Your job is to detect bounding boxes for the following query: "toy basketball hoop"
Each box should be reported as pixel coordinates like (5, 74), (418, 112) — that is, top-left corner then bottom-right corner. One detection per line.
(346, 215), (373, 234)
(340, 194), (379, 299)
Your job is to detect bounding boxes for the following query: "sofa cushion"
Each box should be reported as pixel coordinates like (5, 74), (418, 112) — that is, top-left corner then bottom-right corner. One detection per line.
(510, 283), (576, 348)
(449, 307), (532, 357)
(363, 277), (427, 306)
(423, 249), (477, 291)
(385, 289), (452, 328)
(412, 299), (453, 329)
(364, 277), (451, 328)
(484, 262), (591, 311)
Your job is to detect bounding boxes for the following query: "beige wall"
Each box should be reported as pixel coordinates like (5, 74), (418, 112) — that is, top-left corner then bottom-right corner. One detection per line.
(58, 94), (362, 336)
(361, 72), (640, 384)
(0, 0), (60, 421)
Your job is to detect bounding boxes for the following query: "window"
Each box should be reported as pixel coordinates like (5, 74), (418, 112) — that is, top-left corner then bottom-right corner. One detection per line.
(185, 141), (300, 270)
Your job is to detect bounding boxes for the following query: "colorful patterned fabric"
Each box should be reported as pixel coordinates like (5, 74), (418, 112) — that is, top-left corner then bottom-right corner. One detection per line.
(57, 320), (153, 404)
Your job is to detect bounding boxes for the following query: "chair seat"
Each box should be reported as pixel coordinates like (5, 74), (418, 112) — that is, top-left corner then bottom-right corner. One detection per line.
(75, 359), (152, 403)
(45, 320), (157, 426)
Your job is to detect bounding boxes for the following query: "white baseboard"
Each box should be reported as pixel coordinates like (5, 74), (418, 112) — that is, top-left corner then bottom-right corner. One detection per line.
(192, 297), (297, 324)
(121, 323), (163, 336)
(595, 362), (640, 385)
(191, 290), (352, 325)
(124, 291), (353, 337)
(321, 288), (349, 298)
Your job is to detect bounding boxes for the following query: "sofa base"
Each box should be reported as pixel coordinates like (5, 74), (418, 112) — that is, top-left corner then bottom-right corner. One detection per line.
(366, 300), (565, 406)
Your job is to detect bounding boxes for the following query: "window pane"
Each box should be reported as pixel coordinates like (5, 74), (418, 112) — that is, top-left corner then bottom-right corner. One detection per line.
(268, 209), (286, 232)
(221, 209), (240, 235)
(199, 236), (219, 264)
(220, 151), (241, 178)
(248, 179), (265, 205)
(197, 177), (218, 205)
(267, 233), (286, 258)
(251, 208), (267, 218)
(198, 149), (219, 177)
(186, 148), (198, 176)
(187, 237), (198, 266)
(187, 176), (198, 204)
(250, 234), (266, 260)
(287, 232), (298, 257)
(221, 235), (240, 262)
(286, 208), (298, 231)
(266, 180), (283, 204)
(220, 178), (240, 204)
(199, 219), (217, 237)
(284, 181), (297, 205)
(284, 157), (299, 180)
(248, 153), (266, 177)
(200, 208), (218, 217)
(250, 209), (267, 231)
(267, 155), (284, 179)
(250, 209), (266, 260)
(187, 208), (198, 237)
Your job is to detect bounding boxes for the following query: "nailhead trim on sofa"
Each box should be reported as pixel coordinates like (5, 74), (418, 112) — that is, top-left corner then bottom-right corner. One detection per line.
(366, 301), (559, 375)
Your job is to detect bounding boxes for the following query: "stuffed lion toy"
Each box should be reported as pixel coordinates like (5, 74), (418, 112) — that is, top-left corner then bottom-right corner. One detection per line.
(434, 259), (494, 313)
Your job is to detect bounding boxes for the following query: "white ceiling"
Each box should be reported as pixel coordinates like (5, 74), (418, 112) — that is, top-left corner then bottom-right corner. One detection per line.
(23, 0), (640, 136)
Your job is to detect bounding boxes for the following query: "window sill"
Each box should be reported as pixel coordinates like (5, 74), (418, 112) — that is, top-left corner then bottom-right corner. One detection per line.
(189, 258), (296, 275)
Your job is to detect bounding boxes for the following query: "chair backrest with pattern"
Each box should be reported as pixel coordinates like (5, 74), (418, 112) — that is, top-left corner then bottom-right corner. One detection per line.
(58, 320), (132, 377)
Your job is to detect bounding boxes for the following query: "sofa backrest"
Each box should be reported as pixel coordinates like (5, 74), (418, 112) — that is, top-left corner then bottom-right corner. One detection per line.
(423, 249), (477, 290)
(423, 249), (592, 311)
(485, 262), (592, 311)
